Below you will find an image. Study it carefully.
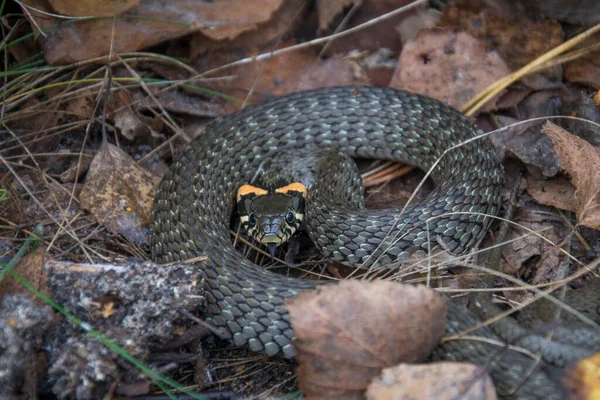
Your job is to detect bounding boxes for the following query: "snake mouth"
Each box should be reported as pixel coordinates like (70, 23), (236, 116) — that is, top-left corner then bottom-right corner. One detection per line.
(258, 235), (284, 260)
(259, 233), (285, 244)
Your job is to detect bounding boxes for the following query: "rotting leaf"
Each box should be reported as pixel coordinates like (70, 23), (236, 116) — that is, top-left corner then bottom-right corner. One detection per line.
(390, 29), (510, 112)
(542, 121), (600, 230)
(287, 280), (447, 399)
(527, 174), (576, 213)
(366, 362), (497, 400)
(79, 143), (161, 244)
(439, 3), (564, 68)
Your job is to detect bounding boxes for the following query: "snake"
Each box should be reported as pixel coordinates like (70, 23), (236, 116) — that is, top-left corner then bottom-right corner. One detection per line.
(150, 86), (599, 399)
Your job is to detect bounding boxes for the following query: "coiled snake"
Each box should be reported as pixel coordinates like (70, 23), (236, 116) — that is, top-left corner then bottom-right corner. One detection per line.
(151, 87), (594, 399)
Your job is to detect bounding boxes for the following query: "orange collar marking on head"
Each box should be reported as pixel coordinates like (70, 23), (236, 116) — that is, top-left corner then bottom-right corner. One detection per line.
(274, 182), (308, 198)
(237, 184), (268, 201)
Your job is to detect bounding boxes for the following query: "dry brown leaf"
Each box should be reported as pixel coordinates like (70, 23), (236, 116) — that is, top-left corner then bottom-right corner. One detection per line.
(113, 108), (153, 142)
(289, 57), (371, 93)
(190, 0), (305, 65)
(19, 0), (55, 34)
(214, 40), (318, 113)
(79, 143), (161, 244)
(30, 0), (285, 64)
(492, 90), (563, 178)
(527, 175), (576, 212)
(220, 56), (371, 109)
(317, 0), (412, 56)
(501, 218), (561, 295)
(0, 248), (47, 302)
(396, 6), (440, 45)
(59, 156), (93, 183)
(564, 32), (600, 89)
(439, 3), (564, 68)
(316, 0), (359, 31)
(48, 0), (140, 16)
(542, 121), (600, 230)
(366, 362), (496, 400)
(390, 29), (510, 112)
(287, 280), (447, 399)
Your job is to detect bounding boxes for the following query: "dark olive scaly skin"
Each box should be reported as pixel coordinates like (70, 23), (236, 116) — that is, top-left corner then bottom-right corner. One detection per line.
(152, 87), (566, 399)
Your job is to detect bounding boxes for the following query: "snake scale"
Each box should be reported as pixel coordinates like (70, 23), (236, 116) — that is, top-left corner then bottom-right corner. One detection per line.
(151, 87), (593, 399)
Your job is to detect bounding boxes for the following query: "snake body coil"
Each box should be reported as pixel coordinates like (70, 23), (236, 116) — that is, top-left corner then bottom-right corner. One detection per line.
(152, 87), (564, 398)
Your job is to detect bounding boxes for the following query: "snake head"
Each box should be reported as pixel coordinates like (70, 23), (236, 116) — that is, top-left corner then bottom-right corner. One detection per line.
(236, 183), (307, 253)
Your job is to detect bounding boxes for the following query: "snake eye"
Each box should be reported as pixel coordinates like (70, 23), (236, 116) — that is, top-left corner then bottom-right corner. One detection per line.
(285, 211), (295, 224)
(248, 213), (256, 226)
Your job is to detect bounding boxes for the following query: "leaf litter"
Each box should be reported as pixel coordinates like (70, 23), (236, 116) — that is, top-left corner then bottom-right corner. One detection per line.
(287, 281), (446, 399)
(1, 0), (600, 398)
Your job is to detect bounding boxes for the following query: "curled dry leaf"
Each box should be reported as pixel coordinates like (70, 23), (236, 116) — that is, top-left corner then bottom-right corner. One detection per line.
(60, 155), (93, 183)
(287, 280), (447, 399)
(366, 362), (496, 400)
(79, 143), (161, 244)
(542, 121), (600, 230)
